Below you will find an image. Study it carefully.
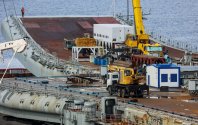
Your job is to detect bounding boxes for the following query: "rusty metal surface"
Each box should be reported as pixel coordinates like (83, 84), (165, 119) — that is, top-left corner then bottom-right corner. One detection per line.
(163, 46), (185, 59)
(21, 17), (120, 60)
(163, 46), (198, 59)
(138, 98), (198, 119)
(131, 55), (165, 65)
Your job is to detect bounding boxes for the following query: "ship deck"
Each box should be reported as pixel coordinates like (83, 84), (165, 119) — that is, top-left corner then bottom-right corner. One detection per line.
(21, 17), (120, 68)
(21, 16), (198, 63)
(2, 77), (198, 119)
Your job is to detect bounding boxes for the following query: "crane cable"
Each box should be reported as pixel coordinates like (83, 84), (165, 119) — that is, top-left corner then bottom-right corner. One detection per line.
(2, 0), (13, 40)
(11, 0), (17, 17)
(0, 49), (18, 85)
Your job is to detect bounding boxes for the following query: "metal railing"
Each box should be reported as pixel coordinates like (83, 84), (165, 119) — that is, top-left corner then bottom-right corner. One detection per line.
(147, 30), (198, 53)
(115, 15), (198, 54)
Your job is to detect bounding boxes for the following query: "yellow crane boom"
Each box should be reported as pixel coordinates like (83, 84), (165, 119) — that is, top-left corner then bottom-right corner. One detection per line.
(132, 0), (149, 42)
(125, 0), (163, 56)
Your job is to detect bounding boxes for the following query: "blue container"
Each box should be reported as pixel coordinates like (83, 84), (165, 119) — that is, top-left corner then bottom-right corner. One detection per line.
(100, 58), (107, 66)
(94, 57), (99, 65)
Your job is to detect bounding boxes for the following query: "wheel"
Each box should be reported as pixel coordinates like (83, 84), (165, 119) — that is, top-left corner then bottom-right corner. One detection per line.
(136, 89), (143, 98)
(108, 86), (113, 95)
(121, 89), (126, 98)
(117, 88), (121, 97)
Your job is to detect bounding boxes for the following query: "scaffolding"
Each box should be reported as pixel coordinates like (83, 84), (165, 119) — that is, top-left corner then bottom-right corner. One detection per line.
(72, 46), (103, 62)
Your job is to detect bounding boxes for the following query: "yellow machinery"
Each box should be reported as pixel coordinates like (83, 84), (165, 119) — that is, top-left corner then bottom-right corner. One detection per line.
(106, 65), (149, 97)
(108, 65), (134, 85)
(75, 38), (96, 47)
(125, 0), (162, 56)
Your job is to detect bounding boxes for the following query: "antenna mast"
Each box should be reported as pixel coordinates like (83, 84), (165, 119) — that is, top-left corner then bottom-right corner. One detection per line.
(112, 0), (116, 17)
(127, 0), (129, 20)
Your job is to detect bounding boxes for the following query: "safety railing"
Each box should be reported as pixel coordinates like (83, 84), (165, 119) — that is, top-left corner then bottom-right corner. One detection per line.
(116, 15), (198, 54)
(147, 30), (198, 53)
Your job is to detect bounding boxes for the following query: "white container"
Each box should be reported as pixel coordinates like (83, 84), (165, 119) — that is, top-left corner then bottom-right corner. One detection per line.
(89, 54), (95, 63)
(93, 24), (134, 50)
(146, 64), (180, 88)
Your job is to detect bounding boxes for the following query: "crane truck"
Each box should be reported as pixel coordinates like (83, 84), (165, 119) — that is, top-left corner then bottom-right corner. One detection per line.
(106, 65), (149, 98)
(125, 0), (163, 57)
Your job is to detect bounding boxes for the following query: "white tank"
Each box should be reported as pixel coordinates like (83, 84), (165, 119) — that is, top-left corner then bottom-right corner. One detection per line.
(0, 89), (67, 114)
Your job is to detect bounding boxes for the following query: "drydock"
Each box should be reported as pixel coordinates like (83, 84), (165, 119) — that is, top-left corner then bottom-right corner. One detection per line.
(0, 0), (198, 124)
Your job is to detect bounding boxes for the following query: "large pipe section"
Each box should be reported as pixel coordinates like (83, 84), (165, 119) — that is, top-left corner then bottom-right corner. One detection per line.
(0, 89), (67, 114)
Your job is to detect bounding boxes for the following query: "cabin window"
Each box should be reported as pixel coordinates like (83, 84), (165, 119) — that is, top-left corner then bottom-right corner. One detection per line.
(112, 75), (118, 78)
(161, 74), (168, 82)
(124, 70), (131, 76)
(171, 74), (177, 82)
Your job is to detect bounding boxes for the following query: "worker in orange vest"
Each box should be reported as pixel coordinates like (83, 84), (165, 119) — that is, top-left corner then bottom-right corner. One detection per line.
(21, 7), (25, 17)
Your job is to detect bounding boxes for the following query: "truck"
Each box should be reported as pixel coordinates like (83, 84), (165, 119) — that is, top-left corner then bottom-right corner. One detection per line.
(106, 65), (149, 98)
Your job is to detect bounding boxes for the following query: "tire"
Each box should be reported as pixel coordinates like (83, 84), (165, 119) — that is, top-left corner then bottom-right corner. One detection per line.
(136, 89), (143, 98)
(121, 89), (126, 98)
(117, 88), (121, 97)
(108, 86), (113, 95)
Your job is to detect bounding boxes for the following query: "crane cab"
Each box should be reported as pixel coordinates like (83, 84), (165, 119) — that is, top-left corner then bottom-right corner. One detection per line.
(107, 65), (134, 85)
(141, 43), (163, 56)
(107, 72), (119, 88)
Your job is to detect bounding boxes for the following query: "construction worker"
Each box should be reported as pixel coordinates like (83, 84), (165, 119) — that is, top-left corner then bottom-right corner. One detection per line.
(21, 7), (25, 17)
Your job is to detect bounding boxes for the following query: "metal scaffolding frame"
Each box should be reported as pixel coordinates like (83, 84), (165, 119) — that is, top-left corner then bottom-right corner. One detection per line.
(72, 46), (103, 62)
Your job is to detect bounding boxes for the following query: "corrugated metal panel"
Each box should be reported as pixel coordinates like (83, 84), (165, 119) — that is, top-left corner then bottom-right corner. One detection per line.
(180, 66), (198, 72)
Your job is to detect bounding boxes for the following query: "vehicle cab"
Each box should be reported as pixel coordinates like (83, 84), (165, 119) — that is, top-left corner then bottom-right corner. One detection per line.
(142, 43), (163, 57)
(107, 72), (119, 87)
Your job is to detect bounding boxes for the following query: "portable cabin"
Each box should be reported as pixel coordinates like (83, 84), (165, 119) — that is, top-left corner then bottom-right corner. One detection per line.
(146, 64), (180, 88)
